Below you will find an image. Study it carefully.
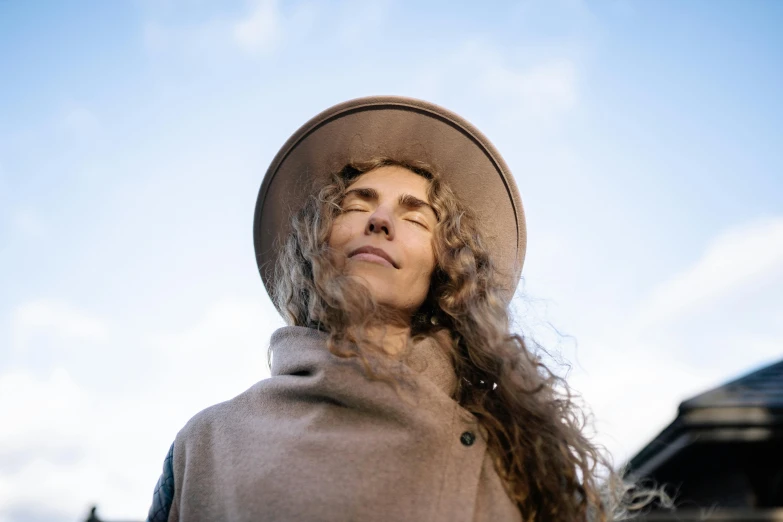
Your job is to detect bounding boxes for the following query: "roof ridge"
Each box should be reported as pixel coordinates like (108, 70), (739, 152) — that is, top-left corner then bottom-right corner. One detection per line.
(680, 358), (783, 411)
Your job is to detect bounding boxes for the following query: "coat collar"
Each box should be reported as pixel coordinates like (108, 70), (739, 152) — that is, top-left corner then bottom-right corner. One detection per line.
(269, 326), (458, 398)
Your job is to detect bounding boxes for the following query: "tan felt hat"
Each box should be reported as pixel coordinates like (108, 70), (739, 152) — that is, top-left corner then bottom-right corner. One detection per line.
(254, 95), (526, 309)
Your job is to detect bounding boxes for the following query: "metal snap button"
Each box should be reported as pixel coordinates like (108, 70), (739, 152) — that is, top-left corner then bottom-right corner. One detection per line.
(460, 431), (476, 446)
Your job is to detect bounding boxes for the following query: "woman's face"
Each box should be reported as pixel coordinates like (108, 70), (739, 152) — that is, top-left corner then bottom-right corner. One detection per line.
(328, 165), (438, 318)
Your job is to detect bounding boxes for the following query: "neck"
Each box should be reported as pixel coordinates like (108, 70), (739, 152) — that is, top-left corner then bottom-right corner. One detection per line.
(347, 323), (412, 358)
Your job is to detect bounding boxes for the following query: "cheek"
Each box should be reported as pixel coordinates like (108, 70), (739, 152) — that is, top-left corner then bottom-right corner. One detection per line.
(328, 216), (357, 248)
(408, 238), (436, 281)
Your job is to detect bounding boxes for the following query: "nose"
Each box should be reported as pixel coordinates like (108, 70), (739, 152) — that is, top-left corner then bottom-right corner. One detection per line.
(365, 208), (395, 239)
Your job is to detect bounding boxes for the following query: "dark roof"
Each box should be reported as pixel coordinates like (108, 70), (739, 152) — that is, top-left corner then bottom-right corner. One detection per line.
(637, 508), (783, 521)
(681, 359), (783, 411)
(626, 358), (783, 480)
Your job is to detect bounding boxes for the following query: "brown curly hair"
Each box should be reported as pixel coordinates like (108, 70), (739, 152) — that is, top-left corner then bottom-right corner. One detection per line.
(272, 156), (648, 521)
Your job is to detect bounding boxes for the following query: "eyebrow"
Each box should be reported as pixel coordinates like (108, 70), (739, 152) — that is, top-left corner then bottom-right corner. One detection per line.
(343, 187), (438, 220)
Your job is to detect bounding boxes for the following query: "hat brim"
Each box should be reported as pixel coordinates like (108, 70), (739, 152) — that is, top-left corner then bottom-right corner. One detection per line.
(254, 95), (526, 312)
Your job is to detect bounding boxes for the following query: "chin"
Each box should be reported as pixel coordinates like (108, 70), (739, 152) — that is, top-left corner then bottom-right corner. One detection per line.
(352, 273), (392, 297)
(346, 275), (399, 307)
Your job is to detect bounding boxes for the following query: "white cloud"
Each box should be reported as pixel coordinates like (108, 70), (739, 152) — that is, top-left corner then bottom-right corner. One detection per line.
(151, 297), (283, 407)
(232, 0), (387, 55)
(143, 18), (228, 58)
(0, 369), (90, 463)
(0, 369), (99, 522)
(10, 208), (46, 239)
(142, 19), (168, 52)
(573, 328), (783, 468)
(478, 56), (577, 118)
(233, 0), (282, 56)
(11, 299), (109, 353)
(558, 218), (783, 467)
(143, 0), (322, 60)
(334, 0), (390, 44)
(105, 297), (283, 518)
(569, 335), (717, 465)
(413, 40), (579, 130)
(59, 104), (101, 137)
(634, 217), (783, 330)
(0, 161), (6, 196)
(0, 296), (284, 520)
(514, 218), (783, 469)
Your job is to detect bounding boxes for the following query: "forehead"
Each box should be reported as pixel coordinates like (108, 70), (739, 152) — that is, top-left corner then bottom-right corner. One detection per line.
(346, 165), (430, 197)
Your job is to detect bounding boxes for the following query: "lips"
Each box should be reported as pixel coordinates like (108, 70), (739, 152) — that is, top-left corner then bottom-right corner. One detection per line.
(348, 246), (398, 268)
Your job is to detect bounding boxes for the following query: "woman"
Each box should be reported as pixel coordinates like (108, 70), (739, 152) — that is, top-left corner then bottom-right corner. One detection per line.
(146, 97), (631, 522)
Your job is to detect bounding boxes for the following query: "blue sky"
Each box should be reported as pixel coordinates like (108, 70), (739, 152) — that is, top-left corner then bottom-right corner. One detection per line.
(1, 1), (782, 520)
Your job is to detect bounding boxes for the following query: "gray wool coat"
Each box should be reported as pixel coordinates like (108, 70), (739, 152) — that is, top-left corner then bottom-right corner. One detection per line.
(156, 326), (522, 522)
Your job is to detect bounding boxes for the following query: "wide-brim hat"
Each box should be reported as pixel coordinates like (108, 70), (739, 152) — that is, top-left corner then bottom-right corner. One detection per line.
(254, 95), (526, 311)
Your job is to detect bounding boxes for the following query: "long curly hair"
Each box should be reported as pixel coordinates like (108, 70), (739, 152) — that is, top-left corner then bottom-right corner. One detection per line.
(272, 156), (650, 521)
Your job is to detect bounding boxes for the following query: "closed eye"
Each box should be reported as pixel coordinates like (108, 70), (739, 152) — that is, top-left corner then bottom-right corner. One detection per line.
(406, 219), (428, 229)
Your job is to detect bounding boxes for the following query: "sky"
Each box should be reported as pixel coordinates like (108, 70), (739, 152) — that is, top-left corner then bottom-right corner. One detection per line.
(1, 0), (782, 520)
